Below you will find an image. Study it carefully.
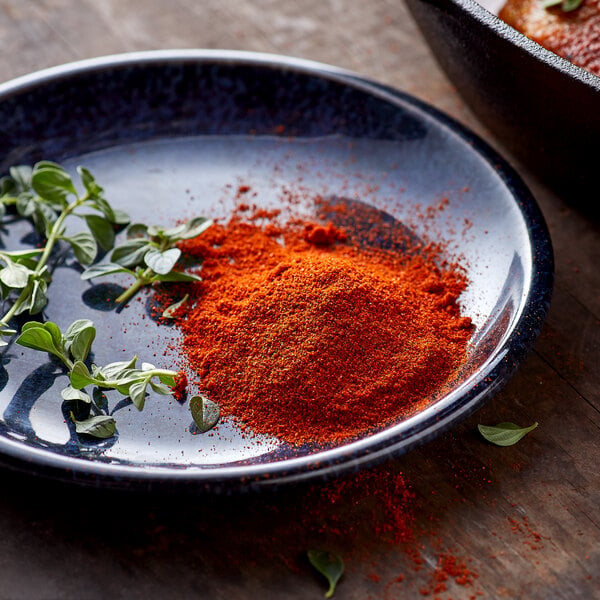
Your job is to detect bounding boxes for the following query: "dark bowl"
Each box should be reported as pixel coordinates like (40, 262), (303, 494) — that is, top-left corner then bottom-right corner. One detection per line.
(405, 0), (600, 201)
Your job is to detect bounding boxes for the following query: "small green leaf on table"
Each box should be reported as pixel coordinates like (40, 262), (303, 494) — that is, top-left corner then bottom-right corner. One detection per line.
(478, 422), (538, 446)
(307, 549), (344, 598)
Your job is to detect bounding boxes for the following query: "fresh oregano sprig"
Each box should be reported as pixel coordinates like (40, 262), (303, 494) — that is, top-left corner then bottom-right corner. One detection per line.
(81, 217), (213, 305)
(0, 162), (129, 345)
(15, 319), (186, 438)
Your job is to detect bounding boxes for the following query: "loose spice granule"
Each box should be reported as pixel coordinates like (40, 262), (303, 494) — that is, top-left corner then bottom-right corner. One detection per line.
(170, 371), (188, 402)
(176, 213), (472, 445)
(302, 222), (347, 246)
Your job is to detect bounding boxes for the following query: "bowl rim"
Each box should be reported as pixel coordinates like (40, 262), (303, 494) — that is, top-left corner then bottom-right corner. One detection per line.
(0, 49), (554, 490)
(451, 0), (600, 91)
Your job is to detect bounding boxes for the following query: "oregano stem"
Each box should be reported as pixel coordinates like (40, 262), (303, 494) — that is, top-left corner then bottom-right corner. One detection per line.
(115, 266), (155, 305)
(0, 285), (33, 328)
(83, 368), (177, 390)
(0, 191), (90, 330)
(114, 234), (173, 305)
(36, 193), (89, 269)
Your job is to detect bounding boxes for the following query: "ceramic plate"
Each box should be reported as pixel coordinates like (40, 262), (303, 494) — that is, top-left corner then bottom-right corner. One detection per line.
(0, 50), (553, 491)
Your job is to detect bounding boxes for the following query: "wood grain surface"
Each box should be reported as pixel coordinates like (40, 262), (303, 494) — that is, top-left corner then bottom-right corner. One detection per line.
(0, 1), (598, 599)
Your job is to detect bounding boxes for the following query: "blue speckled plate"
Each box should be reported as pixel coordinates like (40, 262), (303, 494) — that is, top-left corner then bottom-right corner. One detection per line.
(0, 50), (553, 491)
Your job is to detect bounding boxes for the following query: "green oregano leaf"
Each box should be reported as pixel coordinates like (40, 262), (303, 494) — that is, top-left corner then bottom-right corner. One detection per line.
(33, 202), (59, 237)
(71, 413), (117, 439)
(542, 0), (583, 10)
(68, 325), (96, 363)
(307, 550), (345, 599)
(77, 166), (104, 199)
(88, 198), (117, 223)
(181, 216), (213, 239)
(9, 165), (32, 189)
(64, 318), (95, 341)
(146, 225), (162, 238)
(61, 385), (91, 403)
(85, 214), (116, 250)
(149, 380), (172, 395)
(15, 192), (36, 217)
(115, 377), (142, 396)
(166, 216), (213, 241)
(86, 215), (210, 306)
(111, 208), (131, 225)
(128, 380), (148, 410)
(0, 173), (14, 195)
(28, 279), (48, 314)
(64, 231), (98, 266)
(162, 294), (189, 319)
(126, 223), (149, 239)
(20, 321), (43, 332)
(2, 249), (44, 261)
(560, 0), (583, 10)
(92, 387), (109, 414)
(31, 162), (77, 204)
(153, 271), (201, 284)
(0, 260), (31, 289)
(477, 422), (538, 446)
(16, 325), (62, 358)
(111, 239), (151, 267)
(99, 357), (138, 380)
(190, 394), (220, 433)
(41, 321), (64, 350)
(81, 262), (133, 280)
(70, 360), (94, 390)
(144, 247), (181, 275)
(157, 372), (177, 387)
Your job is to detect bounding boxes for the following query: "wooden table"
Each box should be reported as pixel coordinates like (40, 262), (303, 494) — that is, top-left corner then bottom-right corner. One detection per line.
(0, 2), (598, 599)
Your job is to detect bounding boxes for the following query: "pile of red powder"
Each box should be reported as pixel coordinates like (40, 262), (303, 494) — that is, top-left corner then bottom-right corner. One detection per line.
(174, 203), (472, 445)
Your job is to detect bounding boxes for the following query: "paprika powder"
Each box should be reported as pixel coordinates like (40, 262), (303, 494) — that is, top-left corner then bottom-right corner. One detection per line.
(175, 197), (473, 446)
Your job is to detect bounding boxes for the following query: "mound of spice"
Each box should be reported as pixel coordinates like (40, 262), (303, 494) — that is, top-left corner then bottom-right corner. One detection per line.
(175, 206), (472, 445)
